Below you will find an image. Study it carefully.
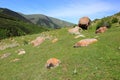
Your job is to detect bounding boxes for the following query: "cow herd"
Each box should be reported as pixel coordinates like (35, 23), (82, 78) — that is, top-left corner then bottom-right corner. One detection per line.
(29, 16), (109, 69)
(44, 16), (109, 69)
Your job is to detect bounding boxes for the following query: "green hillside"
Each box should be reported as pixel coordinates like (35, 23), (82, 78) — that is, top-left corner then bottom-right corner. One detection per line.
(23, 14), (74, 29)
(0, 25), (120, 80)
(92, 12), (120, 30)
(0, 8), (49, 39)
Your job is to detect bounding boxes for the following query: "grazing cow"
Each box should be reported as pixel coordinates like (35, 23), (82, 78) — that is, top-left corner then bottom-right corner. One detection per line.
(78, 17), (91, 30)
(31, 37), (45, 46)
(45, 58), (61, 69)
(73, 38), (98, 47)
(68, 26), (81, 35)
(95, 26), (107, 34)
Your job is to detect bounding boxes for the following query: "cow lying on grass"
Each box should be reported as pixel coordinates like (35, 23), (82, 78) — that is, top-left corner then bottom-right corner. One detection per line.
(45, 58), (61, 69)
(31, 37), (45, 46)
(95, 26), (107, 34)
(68, 26), (81, 35)
(73, 38), (98, 47)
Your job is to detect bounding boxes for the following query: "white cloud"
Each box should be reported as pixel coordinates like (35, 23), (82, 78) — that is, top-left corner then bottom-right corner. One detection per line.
(47, 1), (115, 18)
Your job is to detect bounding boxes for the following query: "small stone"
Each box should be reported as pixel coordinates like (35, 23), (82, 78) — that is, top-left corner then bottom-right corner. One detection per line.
(118, 47), (120, 50)
(52, 38), (58, 43)
(73, 68), (77, 75)
(10, 58), (20, 62)
(18, 49), (26, 55)
(74, 34), (85, 39)
(0, 53), (11, 59)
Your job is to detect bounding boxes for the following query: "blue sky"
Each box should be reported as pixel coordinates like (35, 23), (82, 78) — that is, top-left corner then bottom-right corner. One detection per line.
(0, 0), (120, 23)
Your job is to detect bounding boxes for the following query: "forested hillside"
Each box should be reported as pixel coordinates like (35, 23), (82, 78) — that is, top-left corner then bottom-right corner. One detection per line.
(0, 8), (49, 39)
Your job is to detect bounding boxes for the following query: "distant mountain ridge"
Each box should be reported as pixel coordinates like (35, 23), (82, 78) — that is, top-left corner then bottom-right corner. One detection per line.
(22, 14), (74, 29)
(0, 8), (31, 23)
(0, 8), (74, 29)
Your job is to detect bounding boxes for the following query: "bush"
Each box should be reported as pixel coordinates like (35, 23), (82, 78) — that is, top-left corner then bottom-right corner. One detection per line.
(111, 17), (118, 23)
(103, 21), (111, 28)
(96, 20), (111, 30)
(96, 20), (104, 30)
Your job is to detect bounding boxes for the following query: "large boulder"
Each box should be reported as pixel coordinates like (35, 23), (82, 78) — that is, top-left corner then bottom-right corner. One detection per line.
(78, 17), (91, 30)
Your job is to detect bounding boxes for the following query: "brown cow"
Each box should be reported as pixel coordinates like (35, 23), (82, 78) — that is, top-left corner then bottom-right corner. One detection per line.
(45, 58), (61, 69)
(95, 26), (107, 34)
(73, 38), (98, 47)
(78, 17), (91, 30)
(68, 26), (81, 35)
(31, 37), (45, 46)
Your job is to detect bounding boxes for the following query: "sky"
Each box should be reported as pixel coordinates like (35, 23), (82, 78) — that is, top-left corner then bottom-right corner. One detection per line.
(0, 0), (120, 23)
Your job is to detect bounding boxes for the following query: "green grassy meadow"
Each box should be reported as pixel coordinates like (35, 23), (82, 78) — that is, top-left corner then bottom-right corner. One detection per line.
(0, 26), (120, 80)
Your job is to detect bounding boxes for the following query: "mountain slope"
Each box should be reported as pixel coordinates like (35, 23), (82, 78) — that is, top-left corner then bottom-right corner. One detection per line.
(0, 8), (31, 23)
(0, 8), (49, 39)
(23, 14), (74, 29)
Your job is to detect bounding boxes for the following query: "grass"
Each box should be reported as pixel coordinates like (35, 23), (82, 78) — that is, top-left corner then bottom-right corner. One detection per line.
(0, 26), (120, 80)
